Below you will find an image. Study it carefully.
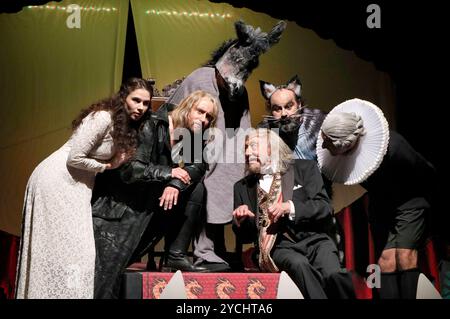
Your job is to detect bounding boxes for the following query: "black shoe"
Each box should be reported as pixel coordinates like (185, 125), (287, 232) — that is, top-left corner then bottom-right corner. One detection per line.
(196, 261), (232, 272)
(146, 258), (157, 271)
(163, 251), (209, 272)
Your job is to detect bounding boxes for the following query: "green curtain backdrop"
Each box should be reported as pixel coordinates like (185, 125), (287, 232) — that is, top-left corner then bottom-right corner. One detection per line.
(0, 0), (129, 235)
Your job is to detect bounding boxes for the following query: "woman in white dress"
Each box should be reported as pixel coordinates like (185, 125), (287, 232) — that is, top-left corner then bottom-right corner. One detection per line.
(15, 78), (152, 299)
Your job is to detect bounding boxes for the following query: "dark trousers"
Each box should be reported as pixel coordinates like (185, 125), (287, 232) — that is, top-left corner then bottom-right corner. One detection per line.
(272, 233), (354, 299)
(131, 183), (206, 262)
(164, 183), (205, 250)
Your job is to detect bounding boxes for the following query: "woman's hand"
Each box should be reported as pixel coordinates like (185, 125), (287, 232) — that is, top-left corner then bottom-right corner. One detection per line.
(105, 151), (131, 170)
(171, 167), (191, 184)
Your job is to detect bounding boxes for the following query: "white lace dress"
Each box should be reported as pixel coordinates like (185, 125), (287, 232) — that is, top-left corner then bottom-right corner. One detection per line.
(16, 111), (115, 299)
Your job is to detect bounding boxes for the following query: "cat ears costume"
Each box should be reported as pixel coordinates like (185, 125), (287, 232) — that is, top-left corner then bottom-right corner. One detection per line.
(259, 75), (302, 101)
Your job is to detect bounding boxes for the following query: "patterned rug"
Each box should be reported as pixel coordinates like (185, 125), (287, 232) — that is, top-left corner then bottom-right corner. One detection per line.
(141, 272), (281, 299)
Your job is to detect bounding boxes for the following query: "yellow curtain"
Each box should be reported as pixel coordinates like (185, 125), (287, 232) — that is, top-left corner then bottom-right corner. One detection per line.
(0, 0), (129, 235)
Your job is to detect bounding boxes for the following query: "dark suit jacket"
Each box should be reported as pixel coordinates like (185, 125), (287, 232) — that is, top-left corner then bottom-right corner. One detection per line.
(233, 159), (335, 245)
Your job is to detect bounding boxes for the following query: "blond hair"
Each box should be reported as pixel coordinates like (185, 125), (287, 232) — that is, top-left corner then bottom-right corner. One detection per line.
(170, 90), (219, 129)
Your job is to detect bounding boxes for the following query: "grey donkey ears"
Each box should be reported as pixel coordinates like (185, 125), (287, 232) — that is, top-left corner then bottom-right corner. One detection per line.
(234, 20), (287, 51)
(259, 75), (302, 100)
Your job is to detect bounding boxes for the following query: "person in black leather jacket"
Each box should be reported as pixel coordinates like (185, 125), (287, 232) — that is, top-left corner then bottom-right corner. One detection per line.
(91, 90), (219, 298)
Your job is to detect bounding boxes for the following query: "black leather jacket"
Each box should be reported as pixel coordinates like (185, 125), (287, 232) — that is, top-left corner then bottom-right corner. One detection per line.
(119, 103), (207, 191)
(92, 103), (208, 218)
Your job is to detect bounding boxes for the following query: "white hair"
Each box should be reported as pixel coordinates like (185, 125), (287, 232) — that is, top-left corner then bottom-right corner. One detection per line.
(321, 112), (366, 150)
(246, 128), (294, 174)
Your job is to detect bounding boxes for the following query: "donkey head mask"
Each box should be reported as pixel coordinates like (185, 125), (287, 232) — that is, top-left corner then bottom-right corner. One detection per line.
(205, 20), (287, 100)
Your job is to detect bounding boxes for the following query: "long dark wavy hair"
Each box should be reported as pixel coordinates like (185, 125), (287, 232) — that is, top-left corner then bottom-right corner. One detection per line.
(71, 77), (153, 156)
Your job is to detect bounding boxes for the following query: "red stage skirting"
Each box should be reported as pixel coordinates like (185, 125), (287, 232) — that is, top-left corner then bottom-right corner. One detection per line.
(0, 230), (20, 299)
(141, 272), (281, 299)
